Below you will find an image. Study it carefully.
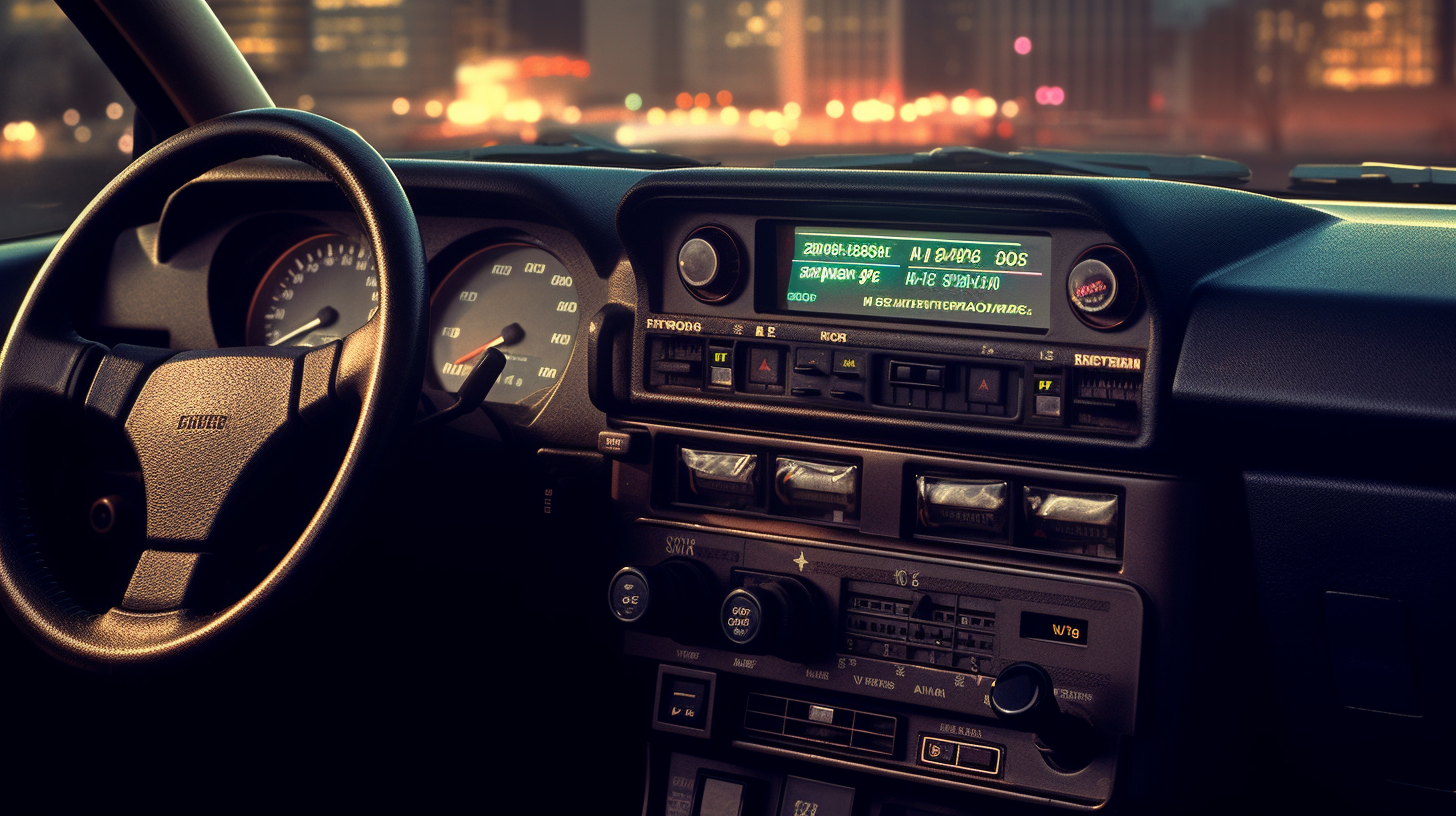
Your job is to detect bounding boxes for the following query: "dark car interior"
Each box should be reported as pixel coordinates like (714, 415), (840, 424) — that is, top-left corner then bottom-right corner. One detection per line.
(1, 2), (1454, 813)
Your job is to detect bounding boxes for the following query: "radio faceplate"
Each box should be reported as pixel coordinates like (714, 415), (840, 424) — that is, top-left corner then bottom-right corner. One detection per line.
(617, 522), (1144, 810)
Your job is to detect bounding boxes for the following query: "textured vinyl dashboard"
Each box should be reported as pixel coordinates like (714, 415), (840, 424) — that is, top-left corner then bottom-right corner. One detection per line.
(67, 157), (1456, 812)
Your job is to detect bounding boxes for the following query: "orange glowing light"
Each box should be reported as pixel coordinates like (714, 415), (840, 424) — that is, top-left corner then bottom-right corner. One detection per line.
(716, 90), (733, 106)
(695, 92), (711, 108)
(676, 92), (693, 110)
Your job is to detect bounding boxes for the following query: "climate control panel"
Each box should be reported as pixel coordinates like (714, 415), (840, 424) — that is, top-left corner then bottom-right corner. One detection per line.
(612, 522), (1144, 810)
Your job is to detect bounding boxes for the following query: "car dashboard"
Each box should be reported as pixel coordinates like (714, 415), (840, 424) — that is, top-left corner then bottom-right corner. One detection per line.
(24, 156), (1456, 813)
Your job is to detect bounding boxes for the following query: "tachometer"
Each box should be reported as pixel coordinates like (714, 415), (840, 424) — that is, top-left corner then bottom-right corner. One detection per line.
(244, 234), (378, 347)
(430, 243), (578, 404)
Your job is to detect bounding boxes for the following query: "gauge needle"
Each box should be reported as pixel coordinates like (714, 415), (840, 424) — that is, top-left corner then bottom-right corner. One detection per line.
(268, 306), (339, 347)
(454, 322), (525, 365)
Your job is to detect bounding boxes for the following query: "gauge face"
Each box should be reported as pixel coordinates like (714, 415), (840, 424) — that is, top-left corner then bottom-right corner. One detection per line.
(430, 243), (579, 403)
(245, 234), (378, 347)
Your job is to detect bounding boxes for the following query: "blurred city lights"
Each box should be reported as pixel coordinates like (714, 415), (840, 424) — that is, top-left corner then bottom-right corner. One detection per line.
(764, 110), (785, 129)
(899, 103), (917, 122)
(1034, 86), (1066, 105)
(951, 95), (971, 115)
(647, 107), (667, 125)
(717, 90), (733, 106)
(1014, 36), (1032, 55)
(721, 106), (740, 125)
(748, 109), (766, 127)
(996, 120), (1014, 139)
(694, 92), (710, 108)
(392, 97), (410, 115)
(562, 105), (582, 123)
(1001, 100), (1020, 118)
(784, 101), (801, 119)
(118, 131), (133, 153)
(62, 109), (80, 126)
(676, 92), (693, 109)
(689, 107), (708, 124)
(74, 126), (91, 143)
(297, 94), (316, 111)
(106, 102), (124, 120)
(772, 129), (791, 146)
(974, 96), (998, 117)
(825, 99), (845, 118)
(914, 97), (932, 116)
(625, 93), (643, 111)
(615, 124), (637, 145)
(447, 99), (488, 125)
(424, 100), (444, 117)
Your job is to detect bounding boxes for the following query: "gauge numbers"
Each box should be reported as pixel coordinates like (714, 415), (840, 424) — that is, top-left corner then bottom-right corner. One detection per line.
(431, 243), (579, 404)
(245, 234), (378, 347)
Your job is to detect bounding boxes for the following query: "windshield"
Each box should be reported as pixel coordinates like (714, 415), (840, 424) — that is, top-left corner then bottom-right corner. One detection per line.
(4, 1), (1453, 199)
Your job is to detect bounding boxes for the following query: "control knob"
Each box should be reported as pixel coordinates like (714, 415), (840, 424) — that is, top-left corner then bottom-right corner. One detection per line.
(677, 226), (741, 303)
(719, 576), (821, 660)
(990, 662), (1098, 772)
(1067, 245), (1139, 329)
(607, 559), (717, 642)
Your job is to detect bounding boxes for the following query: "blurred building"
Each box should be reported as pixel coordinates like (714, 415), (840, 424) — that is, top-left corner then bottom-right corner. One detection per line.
(788, 0), (905, 109)
(207, 0), (311, 76)
(904, 0), (1154, 116)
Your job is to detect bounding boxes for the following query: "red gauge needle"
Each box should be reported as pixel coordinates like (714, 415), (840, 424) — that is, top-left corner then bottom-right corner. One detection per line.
(453, 322), (525, 365)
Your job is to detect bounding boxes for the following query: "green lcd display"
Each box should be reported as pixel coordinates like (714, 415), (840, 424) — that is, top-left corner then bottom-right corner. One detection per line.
(781, 225), (1052, 331)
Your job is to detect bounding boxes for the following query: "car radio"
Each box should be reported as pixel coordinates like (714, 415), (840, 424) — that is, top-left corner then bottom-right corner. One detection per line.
(628, 215), (1150, 440)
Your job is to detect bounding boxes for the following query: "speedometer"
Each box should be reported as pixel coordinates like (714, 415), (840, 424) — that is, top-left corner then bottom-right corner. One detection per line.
(430, 243), (579, 404)
(244, 234), (378, 347)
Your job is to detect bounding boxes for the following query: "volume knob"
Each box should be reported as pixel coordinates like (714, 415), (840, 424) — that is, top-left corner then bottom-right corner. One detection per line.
(678, 226), (741, 302)
(720, 576), (820, 660)
(607, 559), (716, 642)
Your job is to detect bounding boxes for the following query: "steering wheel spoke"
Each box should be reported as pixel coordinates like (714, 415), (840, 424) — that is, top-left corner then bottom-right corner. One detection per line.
(120, 550), (208, 613)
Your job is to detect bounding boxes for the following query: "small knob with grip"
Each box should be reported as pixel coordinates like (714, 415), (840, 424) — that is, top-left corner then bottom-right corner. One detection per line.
(720, 576), (819, 660)
(607, 559), (716, 642)
(991, 662), (1097, 772)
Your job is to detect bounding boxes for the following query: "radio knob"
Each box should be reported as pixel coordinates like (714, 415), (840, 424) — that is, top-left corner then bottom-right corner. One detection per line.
(1067, 245), (1138, 329)
(991, 662), (1098, 772)
(720, 576), (820, 659)
(607, 559), (716, 642)
(678, 226), (741, 303)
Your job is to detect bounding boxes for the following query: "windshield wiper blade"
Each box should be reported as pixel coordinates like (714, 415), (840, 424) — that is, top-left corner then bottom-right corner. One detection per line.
(775, 146), (1250, 183)
(1291, 162), (1456, 188)
(399, 132), (713, 169)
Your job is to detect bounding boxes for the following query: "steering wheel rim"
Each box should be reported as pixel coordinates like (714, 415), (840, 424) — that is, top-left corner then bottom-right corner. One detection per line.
(0, 108), (427, 668)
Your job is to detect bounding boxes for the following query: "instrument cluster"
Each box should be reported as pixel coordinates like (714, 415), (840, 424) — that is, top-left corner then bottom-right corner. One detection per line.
(234, 225), (581, 407)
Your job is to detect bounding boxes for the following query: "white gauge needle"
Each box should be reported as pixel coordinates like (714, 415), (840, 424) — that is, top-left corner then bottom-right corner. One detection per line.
(453, 322), (525, 366)
(268, 306), (339, 347)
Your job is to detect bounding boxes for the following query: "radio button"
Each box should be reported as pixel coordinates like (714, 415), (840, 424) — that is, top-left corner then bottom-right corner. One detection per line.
(775, 457), (859, 519)
(917, 476), (1009, 535)
(748, 346), (784, 386)
(1022, 486), (1120, 549)
(967, 368), (1003, 404)
(832, 351), (865, 377)
(794, 347), (830, 374)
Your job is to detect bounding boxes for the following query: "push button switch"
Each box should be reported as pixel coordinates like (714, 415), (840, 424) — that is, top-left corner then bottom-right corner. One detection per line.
(779, 777), (855, 816)
(967, 368), (1003, 404)
(747, 346), (784, 392)
(832, 351), (865, 377)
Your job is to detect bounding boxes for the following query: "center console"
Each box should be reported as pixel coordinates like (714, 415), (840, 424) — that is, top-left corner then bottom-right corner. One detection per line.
(597, 178), (1176, 814)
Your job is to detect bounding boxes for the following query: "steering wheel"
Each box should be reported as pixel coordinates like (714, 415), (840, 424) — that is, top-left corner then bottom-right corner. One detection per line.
(0, 109), (427, 668)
